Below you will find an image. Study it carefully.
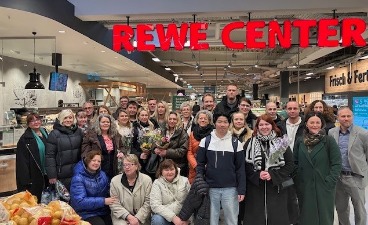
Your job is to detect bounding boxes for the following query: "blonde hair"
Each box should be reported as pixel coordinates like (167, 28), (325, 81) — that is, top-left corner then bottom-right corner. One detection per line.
(58, 109), (76, 125)
(124, 154), (141, 171)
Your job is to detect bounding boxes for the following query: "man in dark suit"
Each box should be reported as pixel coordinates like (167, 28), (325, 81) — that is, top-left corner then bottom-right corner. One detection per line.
(329, 106), (368, 225)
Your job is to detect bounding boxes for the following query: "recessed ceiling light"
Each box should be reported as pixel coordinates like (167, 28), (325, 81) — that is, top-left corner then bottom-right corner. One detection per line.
(101, 50), (106, 53)
(326, 66), (335, 70)
(287, 65), (297, 68)
(83, 41), (88, 45)
(114, 56), (118, 59)
(24, 64), (27, 67)
(58, 30), (66, 34)
(165, 67), (171, 71)
(306, 72), (314, 76)
(152, 57), (160, 62)
(305, 77), (312, 80)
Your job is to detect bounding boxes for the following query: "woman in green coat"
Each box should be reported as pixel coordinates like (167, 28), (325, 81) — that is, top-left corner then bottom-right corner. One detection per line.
(293, 112), (342, 225)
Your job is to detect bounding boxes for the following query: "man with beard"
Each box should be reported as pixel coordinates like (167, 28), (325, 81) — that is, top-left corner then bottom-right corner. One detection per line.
(329, 107), (368, 225)
(202, 93), (216, 113)
(213, 84), (240, 117)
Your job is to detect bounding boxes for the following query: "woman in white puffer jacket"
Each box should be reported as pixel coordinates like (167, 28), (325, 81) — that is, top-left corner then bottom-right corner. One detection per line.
(150, 159), (191, 225)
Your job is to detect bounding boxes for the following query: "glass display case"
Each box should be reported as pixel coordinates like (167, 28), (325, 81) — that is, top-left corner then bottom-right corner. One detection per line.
(0, 125), (25, 150)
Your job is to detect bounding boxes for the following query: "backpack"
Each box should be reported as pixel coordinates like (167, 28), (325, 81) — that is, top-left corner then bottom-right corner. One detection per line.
(204, 135), (239, 153)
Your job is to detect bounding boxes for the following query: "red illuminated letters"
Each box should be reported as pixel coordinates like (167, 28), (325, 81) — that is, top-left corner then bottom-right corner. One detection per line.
(112, 18), (367, 52)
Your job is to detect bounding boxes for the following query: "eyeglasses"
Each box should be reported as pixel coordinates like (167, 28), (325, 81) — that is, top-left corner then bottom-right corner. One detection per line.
(29, 119), (41, 124)
(240, 104), (251, 107)
(84, 107), (93, 110)
(123, 163), (136, 168)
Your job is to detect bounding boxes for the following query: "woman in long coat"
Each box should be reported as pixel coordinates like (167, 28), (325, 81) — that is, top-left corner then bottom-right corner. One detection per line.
(293, 112), (341, 225)
(243, 114), (294, 225)
(16, 113), (49, 202)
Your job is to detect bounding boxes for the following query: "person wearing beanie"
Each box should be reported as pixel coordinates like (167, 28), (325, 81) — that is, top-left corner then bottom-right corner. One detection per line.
(45, 109), (83, 190)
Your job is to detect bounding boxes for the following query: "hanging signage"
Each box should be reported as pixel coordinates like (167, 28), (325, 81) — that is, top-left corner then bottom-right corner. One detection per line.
(325, 59), (368, 93)
(204, 86), (216, 94)
(113, 18), (367, 52)
(172, 96), (188, 111)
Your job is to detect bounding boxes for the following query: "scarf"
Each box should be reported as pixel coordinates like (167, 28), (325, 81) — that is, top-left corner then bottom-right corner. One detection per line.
(31, 128), (48, 174)
(245, 130), (285, 171)
(304, 129), (326, 152)
(192, 124), (214, 141)
(231, 127), (252, 143)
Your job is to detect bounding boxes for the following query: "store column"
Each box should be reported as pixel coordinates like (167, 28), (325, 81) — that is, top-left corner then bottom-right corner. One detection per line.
(253, 84), (258, 100)
(280, 71), (289, 103)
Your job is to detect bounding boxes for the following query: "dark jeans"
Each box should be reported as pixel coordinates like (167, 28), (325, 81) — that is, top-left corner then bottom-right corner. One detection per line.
(86, 215), (112, 225)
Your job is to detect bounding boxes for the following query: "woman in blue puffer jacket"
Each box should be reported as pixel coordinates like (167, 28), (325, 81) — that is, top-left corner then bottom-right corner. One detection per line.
(70, 150), (116, 225)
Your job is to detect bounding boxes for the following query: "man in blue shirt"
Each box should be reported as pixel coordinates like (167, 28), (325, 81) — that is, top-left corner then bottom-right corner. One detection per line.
(328, 106), (368, 225)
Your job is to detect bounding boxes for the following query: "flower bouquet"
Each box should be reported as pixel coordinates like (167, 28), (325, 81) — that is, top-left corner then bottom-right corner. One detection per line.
(265, 134), (290, 171)
(117, 135), (133, 173)
(138, 129), (161, 154)
(156, 136), (170, 149)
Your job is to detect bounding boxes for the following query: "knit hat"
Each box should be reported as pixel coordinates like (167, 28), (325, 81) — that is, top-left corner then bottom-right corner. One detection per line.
(58, 109), (76, 124)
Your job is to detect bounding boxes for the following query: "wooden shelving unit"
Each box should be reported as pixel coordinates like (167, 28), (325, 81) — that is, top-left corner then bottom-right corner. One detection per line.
(79, 82), (147, 106)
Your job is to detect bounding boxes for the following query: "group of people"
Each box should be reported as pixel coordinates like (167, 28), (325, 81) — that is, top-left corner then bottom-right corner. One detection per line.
(15, 84), (368, 225)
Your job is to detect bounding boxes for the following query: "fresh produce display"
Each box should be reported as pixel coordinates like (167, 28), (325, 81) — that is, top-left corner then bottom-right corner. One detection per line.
(0, 191), (90, 225)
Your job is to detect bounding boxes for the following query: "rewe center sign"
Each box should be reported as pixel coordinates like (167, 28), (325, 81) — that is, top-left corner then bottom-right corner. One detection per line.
(113, 18), (367, 51)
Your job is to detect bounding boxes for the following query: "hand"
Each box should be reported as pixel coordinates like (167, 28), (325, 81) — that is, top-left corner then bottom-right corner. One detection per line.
(238, 195), (245, 202)
(127, 215), (140, 225)
(154, 148), (161, 155)
(49, 178), (57, 184)
(172, 216), (187, 225)
(158, 149), (167, 157)
(260, 171), (271, 181)
(117, 152), (125, 159)
(104, 196), (117, 205)
(140, 152), (148, 160)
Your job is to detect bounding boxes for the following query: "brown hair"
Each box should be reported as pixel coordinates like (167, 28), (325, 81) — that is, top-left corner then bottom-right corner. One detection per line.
(26, 113), (41, 125)
(83, 150), (103, 165)
(306, 100), (335, 123)
(156, 159), (178, 179)
(253, 114), (281, 136)
(97, 105), (112, 115)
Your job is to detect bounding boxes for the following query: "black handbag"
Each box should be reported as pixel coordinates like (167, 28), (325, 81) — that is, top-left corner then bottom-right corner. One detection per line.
(145, 153), (161, 174)
(280, 177), (294, 189)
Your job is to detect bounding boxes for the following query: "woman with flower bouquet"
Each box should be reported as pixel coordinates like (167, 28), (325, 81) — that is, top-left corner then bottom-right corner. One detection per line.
(131, 108), (159, 174)
(154, 111), (189, 177)
(243, 114), (294, 225)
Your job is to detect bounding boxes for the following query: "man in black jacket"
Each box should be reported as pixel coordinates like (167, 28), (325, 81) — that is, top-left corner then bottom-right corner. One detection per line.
(213, 84), (241, 117)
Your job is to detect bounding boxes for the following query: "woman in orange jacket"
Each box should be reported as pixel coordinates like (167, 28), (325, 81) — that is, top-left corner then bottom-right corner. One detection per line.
(187, 110), (214, 183)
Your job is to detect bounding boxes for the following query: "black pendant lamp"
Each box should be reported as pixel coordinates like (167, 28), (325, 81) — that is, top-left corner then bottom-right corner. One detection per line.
(25, 32), (45, 89)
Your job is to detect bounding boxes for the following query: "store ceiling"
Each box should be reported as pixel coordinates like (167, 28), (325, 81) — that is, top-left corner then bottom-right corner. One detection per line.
(0, 7), (181, 89)
(67, 2), (368, 95)
(2, 3), (368, 95)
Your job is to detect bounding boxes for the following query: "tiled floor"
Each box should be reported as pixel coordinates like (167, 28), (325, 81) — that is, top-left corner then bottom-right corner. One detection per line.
(333, 186), (368, 225)
(218, 187), (368, 225)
